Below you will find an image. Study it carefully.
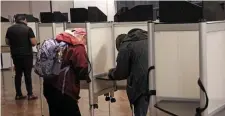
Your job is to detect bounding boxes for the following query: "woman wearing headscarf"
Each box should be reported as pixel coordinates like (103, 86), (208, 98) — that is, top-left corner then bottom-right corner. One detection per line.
(43, 28), (90, 116)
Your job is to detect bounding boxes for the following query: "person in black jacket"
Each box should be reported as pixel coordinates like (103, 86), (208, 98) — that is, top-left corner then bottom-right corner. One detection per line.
(108, 29), (149, 116)
(5, 14), (38, 100)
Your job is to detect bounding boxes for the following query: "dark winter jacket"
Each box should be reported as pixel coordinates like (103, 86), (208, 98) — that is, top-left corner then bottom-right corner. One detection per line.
(109, 29), (148, 104)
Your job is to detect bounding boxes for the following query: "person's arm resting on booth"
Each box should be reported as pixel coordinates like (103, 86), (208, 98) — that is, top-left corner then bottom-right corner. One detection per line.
(108, 48), (130, 80)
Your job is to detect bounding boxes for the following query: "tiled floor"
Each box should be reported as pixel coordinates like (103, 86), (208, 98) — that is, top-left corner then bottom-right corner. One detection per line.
(1, 69), (133, 116)
(2, 69), (225, 116)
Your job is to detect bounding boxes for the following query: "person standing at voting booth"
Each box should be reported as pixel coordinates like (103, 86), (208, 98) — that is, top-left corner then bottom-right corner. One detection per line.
(43, 28), (91, 116)
(108, 29), (149, 116)
(5, 14), (38, 100)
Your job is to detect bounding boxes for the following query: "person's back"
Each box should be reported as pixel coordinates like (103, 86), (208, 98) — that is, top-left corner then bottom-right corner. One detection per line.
(108, 29), (149, 116)
(7, 23), (33, 56)
(120, 29), (148, 103)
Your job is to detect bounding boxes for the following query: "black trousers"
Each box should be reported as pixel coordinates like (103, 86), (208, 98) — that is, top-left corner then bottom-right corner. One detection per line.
(43, 83), (81, 116)
(12, 55), (33, 96)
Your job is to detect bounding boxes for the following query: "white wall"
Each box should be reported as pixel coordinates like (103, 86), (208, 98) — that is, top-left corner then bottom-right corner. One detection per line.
(73, 0), (116, 21)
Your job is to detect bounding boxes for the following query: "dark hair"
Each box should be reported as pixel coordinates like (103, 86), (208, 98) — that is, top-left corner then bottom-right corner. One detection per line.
(14, 14), (26, 23)
(116, 34), (127, 51)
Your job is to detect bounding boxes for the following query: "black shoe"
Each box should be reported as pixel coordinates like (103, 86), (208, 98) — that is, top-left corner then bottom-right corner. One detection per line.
(28, 95), (38, 100)
(15, 95), (27, 100)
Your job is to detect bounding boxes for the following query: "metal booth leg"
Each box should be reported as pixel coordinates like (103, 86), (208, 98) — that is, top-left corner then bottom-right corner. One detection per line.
(132, 105), (135, 116)
(86, 22), (95, 116)
(148, 22), (157, 116)
(40, 78), (44, 116)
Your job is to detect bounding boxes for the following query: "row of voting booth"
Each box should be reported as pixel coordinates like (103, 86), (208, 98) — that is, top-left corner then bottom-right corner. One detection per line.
(1, 20), (225, 116)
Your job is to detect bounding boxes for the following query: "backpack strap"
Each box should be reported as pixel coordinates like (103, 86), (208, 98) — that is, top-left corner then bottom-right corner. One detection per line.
(61, 66), (70, 94)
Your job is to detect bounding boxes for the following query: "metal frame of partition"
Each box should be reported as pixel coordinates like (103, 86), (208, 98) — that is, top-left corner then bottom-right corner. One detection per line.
(199, 22), (208, 116)
(148, 22), (157, 116)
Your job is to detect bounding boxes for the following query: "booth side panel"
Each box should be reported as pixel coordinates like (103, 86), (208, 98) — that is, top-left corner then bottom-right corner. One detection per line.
(206, 29), (225, 114)
(38, 25), (53, 44)
(89, 26), (115, 94)
(88, 25), (115, 115)
(113, 25), (148, 89)
(155, 31), (179, 98)
(1, 22), (12, 45)
(1, 23), (13, 69)
(178, 31), (200, 99)
(55, 23), (65, 36)
(155, 31), (200, 99)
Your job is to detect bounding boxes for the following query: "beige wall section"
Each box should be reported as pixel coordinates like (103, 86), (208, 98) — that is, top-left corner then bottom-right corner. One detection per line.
(73, 0), (116, 21)
(1, 1), (50, 19)
(1, 1), (30, 18)
(30, 1), (51, 19)
(1, 1), (72, 21)
(51, 1), (74, 22)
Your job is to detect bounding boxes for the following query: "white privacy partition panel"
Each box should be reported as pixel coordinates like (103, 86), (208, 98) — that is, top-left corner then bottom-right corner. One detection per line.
(154, 23), (200, 100)
(52, 23), (65, 38)
(87, 22), (115, 101)
(1, 22), (12, 45)
(200, 21), (225, 115)
(38, 23), (53, 44)
(86, 23), (116, 115)
(113, 22), (148, 89)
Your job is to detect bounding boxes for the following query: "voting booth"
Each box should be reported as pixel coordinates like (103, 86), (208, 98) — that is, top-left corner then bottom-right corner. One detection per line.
(148, 20), (225, 116)
(199, 21), (225, 116)
(38, 20), (225, 116)
(148, 22), (200, 116)
(85, 22), (150, 116)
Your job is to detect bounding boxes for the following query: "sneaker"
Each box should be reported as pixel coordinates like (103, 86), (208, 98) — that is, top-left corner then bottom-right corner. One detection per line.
(28, 95), (38, 100)
(15, 95), (27, 100)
